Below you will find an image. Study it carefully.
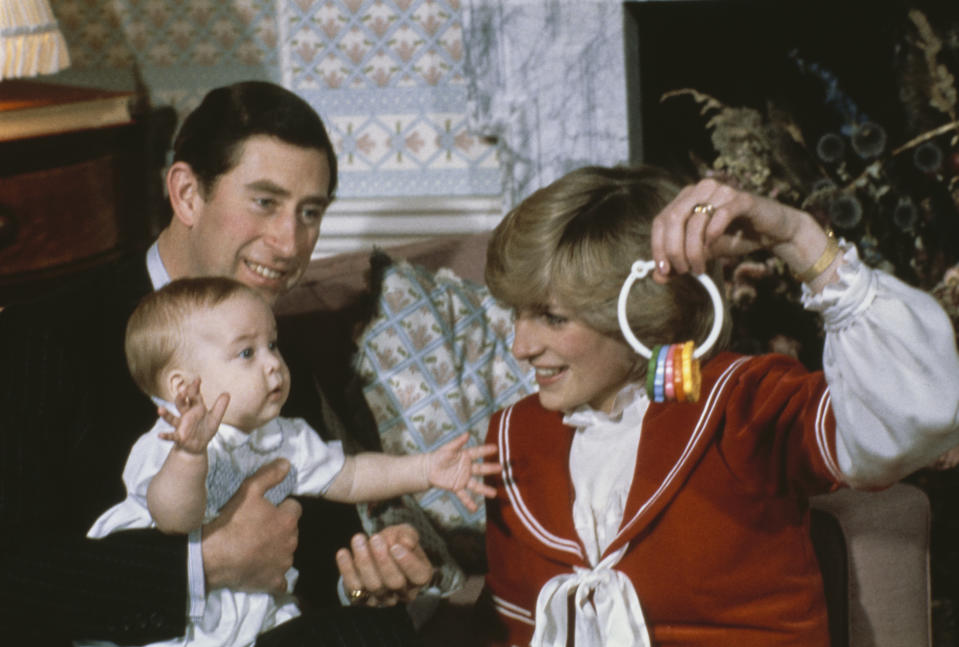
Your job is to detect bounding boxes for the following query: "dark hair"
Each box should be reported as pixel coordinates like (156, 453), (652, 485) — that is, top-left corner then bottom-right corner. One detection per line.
(172, 81), (338, 198)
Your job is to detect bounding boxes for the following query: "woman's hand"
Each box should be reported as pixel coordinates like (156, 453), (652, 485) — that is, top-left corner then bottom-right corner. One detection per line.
(650, 178), (840, 289)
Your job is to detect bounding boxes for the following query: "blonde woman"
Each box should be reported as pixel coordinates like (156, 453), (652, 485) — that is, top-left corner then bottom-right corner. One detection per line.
(481, 165), (959, 647)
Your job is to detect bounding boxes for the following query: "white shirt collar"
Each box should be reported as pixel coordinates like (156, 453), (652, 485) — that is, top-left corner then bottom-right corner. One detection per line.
(146, 240), (171, 290)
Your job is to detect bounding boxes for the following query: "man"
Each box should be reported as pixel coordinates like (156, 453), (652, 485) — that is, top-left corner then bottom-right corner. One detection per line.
(0, 81), (431, 646)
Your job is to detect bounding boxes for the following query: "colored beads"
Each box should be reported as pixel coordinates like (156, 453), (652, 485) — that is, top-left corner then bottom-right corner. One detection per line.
(647, 341), (701, 403)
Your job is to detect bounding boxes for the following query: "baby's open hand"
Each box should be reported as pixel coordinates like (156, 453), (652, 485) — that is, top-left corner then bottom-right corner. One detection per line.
(157, 378), (229, 455)
(426, 433), (501, 512)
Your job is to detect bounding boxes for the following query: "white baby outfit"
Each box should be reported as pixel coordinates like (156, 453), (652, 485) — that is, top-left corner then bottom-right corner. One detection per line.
(84, 408), (345, 647)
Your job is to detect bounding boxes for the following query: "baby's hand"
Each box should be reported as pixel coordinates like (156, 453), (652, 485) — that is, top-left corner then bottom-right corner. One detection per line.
(425, 433), (501, 512)
(157, 378), (229, 455)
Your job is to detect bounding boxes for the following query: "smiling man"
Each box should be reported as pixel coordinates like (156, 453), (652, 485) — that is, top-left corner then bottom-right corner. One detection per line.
(159, 135), (331, 303)
(0, 81), (429, 647)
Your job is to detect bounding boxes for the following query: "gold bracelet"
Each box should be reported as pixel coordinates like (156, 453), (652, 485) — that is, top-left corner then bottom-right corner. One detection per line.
(795, 230), (840, 283)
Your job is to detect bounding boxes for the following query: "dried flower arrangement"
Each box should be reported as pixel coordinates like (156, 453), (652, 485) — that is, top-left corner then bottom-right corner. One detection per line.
(662, 8), (959, 370)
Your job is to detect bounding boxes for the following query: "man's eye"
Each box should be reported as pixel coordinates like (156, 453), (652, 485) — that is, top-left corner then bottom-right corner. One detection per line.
(255, 197), (277, 211)
(299, 206), (324, 225)
(239, 348), (254, 359)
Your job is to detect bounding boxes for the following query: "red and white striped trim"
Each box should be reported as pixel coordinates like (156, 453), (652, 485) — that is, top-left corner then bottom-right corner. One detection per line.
(615, 357), (748, 542)
(814, 389), (843, 482)
(498, 406), (584, 559)
(491, 594), (536, 626)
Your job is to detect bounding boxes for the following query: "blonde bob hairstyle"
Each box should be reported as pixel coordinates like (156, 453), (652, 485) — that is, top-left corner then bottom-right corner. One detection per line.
(485, 165), (731, 377)
(125, 276), (263, 399)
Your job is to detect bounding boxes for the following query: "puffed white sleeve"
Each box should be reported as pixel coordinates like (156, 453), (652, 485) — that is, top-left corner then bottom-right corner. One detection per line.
(281, 418), (347, 496)
(802, 244), (959, 488)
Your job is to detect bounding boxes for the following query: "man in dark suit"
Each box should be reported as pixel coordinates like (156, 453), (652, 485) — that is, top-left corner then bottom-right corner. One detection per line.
(0, 81), (431, 646)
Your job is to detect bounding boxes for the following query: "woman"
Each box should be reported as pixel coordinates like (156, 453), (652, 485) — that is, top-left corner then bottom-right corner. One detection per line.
(481, 165), (959, 646)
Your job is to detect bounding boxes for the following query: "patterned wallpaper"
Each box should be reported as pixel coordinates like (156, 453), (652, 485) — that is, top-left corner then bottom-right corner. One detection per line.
(48, 0), (500, 198)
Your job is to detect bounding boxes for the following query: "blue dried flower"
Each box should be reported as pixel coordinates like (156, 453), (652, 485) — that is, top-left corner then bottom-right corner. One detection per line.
(850, 122), (887, 159)
(913, 141), (944, 174)
(816, 133), (846, 164)
(790, 50), (869, 135)
(829, 193), (863, 229)
(892, 196), (919, 231)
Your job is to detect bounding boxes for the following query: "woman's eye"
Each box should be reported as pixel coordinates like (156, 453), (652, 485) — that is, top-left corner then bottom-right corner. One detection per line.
(544, 312), (568, 327)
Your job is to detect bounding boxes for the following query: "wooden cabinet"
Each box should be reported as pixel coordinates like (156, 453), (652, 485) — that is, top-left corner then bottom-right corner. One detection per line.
(0, 122), (163, 306)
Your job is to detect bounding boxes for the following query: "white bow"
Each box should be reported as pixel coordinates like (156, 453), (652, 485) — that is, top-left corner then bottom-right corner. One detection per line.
(530, 551), (651, 647)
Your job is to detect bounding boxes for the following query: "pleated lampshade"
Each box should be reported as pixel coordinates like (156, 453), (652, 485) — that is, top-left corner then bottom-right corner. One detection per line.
(0, 0), (70, 79)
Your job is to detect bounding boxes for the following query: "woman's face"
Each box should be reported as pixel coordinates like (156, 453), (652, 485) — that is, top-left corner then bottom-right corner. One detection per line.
(512, 300), (637, 414)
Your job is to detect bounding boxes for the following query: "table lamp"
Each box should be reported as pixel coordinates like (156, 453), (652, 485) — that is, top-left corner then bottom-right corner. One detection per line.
(0, 0), (70, 79)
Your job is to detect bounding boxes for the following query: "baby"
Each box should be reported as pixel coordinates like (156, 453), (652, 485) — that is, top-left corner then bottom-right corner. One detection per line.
(84, 276), (498, 647)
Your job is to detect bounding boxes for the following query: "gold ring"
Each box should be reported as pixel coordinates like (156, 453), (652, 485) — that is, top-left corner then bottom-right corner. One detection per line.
(348, 588), (369, 605)
(691, 202), (716, 217)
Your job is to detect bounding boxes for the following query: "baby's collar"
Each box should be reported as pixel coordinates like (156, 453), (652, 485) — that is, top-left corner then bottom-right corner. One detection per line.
(150, 396), (283, 453)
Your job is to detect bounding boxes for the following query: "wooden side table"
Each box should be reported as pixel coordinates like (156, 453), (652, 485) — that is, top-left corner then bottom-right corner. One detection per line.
(0, 119), (167, 306)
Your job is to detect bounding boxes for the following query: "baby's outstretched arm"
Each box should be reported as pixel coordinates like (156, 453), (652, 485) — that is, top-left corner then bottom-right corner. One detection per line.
(147, 378), (229, 533)
(324, 433), (501, 511)
(425, 433), (500, 510)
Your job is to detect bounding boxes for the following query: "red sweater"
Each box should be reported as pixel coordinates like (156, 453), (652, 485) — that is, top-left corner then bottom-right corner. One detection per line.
(484, 352), (843, 646)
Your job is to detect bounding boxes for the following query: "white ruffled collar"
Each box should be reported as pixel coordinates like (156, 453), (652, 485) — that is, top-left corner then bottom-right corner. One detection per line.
(562, 382), (647, 430)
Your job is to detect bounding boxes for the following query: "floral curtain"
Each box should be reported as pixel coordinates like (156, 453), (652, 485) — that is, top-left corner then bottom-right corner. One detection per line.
(462, 0), (631, 207)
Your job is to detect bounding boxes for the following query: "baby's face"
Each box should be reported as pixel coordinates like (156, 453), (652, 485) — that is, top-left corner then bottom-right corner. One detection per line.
(182, 292), (291, 431)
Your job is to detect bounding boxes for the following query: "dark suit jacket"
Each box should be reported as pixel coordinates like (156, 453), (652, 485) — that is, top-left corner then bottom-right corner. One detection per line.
(0, 253), (365, 645)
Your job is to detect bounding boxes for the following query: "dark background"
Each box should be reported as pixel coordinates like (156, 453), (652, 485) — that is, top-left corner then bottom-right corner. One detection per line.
(625, 0), (959, 173)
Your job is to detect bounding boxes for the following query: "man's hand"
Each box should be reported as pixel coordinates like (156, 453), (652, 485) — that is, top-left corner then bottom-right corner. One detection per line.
(335, 523), (433, 606)
(201, 458), (302, 595)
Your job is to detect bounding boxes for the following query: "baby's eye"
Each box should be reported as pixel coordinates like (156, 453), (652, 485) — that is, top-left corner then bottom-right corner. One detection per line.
(239, 347), (254, 359)
(267, 340), (278, 352)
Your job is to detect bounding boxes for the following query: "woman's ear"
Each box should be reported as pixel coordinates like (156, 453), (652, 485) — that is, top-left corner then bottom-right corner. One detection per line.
(166, 161), (203, 228)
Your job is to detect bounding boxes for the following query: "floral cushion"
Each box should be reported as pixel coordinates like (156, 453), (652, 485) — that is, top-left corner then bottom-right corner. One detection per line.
(353, 260), (535, 539)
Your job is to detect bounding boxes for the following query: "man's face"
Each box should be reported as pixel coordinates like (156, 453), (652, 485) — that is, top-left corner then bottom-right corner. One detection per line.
(186, 135), (331, 305)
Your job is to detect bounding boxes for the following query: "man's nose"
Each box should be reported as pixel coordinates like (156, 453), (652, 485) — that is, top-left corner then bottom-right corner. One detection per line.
(265, 210), (298, 257)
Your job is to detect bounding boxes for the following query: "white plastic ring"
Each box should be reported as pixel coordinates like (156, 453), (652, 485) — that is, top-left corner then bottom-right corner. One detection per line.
(616, 259), (724, 360)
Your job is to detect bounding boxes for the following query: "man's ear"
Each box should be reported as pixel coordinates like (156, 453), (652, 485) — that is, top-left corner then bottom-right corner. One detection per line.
(166, 161), (203, 228)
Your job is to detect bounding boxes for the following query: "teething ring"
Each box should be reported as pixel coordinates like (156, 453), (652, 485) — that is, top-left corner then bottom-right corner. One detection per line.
(617, 260), (723, 403)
